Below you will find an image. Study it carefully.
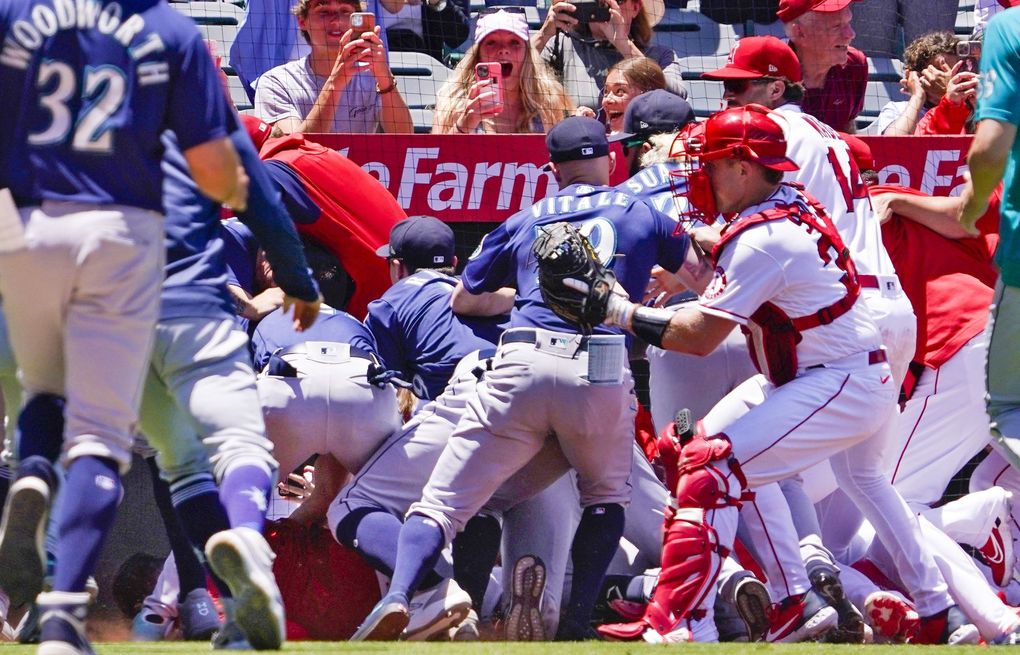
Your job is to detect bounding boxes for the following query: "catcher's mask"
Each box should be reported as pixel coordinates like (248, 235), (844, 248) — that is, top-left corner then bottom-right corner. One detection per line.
(669, 105), (798, 230)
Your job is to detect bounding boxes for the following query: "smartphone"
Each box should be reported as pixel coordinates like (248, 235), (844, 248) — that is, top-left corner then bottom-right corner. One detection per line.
(475, 62), (504, 115)
(572, 0), (610, 24)
(351, 12), (375, 32)
(956, 40), (981, 72)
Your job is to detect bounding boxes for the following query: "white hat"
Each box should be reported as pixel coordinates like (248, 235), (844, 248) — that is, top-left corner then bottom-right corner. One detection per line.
(642, 0), (665, 27)
(474, 9), (530, 44)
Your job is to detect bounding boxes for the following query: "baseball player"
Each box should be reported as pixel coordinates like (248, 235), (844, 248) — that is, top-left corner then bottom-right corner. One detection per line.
(348, 116), (688, 642)
(0, 2), (245, 652)
(570, 106), (974, 645)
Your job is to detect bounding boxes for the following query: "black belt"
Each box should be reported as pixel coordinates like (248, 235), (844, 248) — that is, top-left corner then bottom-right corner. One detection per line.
(500, 329), (595, 352)
(266, 342), (375, 377)
(806, 349), (887, 370)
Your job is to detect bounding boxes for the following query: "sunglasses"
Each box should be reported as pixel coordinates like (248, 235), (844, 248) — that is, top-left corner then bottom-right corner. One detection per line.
(722, 77), (777, 94)
(477, 6), (528, 15)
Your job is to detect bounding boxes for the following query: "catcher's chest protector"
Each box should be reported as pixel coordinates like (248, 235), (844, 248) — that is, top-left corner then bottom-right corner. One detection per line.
(711, 197), (861, 386)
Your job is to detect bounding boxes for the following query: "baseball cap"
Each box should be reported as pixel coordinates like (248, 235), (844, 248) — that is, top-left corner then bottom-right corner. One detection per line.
(240, 114), (272, 151)
(839, 132), (874, 172)
(609, 90), (695, 145)
(474, 9), (529, 44)
(546, 116), (610, 163)
(702, 36), (803, 83)
(777, 0), (857, 23)
(375, 215), (456, 269)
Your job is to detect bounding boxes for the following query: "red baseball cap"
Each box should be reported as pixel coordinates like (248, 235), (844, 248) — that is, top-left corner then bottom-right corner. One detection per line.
(240, 114), (272, 151)
(839, 132), (874, 171)
(777, 0), (857, 23)
(702, 36), (802, 83)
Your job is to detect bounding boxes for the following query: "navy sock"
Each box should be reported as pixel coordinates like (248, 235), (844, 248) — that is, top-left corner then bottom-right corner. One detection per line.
(388, 514), (446, 600)
(16, 394), (65, 463)
(453, 514), (502, 611)
(52, 456), (121, 592)
(218, 465), (271, 532)
(0, 463), (10, 511)
(145, 459), (207, 600)
(170, 472), (233, 598)
(335, 508), (443, 588)
(562, 503), (625, 628)
(15, 455), (57, 490)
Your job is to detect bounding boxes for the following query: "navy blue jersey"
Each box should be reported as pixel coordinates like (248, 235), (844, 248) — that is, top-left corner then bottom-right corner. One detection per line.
(251, 305), (376, 372)
(0, 0), (232, 212)
(617, 161), (685, 221)
(221, 219), (257, 296)
(160, 126), (316, 321)
(365, 269), (507, 400)
(462, 183), (689, 334)
(264, 159), (320, 225)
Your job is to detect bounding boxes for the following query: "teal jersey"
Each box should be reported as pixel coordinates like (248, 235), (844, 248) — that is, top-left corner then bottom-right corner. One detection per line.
(978, 7), (1020, 285)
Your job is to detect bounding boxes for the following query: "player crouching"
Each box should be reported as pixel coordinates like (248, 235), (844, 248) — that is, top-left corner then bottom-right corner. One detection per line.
(539, 105), (977, 645)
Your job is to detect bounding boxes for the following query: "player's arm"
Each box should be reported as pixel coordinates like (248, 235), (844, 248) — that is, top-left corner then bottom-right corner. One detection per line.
(451, 280), (516, 317)
(871, 192), (973, 239)
(960, 119), (1015, 232)
(599, 298), (736, 355)
(184, 137), (247, 210)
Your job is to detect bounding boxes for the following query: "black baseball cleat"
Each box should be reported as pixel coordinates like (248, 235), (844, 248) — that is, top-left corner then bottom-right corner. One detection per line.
(809, 566), (866, 643)
(37, 591), (95, 655)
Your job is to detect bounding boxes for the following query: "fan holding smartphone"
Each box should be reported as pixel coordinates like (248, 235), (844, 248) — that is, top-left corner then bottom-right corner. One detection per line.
(433, 9), (574, 134)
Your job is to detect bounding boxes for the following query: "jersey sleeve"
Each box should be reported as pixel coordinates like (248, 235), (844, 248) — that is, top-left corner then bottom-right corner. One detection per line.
(977, 12), (1020, 126)
(165, 30), (233, 152)
(462, 222), (515, 294)
(697, 238), (786, 324)
(652, 207), (689, 273)
(365, 301), (407, 374)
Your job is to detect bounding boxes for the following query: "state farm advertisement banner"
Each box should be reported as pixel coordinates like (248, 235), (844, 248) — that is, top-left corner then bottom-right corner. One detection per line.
(310, 134), (973, 223)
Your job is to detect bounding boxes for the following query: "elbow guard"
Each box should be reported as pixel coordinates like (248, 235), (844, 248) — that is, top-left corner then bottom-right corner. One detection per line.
(631, 306), (673, 348)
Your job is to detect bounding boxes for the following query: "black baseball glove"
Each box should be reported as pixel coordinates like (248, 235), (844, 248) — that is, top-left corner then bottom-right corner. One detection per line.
(532, 222), (617, 333)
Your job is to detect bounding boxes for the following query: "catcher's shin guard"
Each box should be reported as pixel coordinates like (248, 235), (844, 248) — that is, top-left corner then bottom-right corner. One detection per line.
(599, 434), (749, 641)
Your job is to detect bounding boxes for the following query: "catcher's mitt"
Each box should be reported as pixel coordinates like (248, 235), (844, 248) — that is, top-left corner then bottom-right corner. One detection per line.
(532, 222), (617, 333)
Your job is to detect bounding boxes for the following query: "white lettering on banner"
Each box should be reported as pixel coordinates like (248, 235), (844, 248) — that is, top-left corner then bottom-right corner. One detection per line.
(362, 161), (389, 189)
(920, 149), (962, 195)
(469, 162), (502, 209)
(398, 147), (439, 206)
(428, 163), (468, 211)
(498, 163), (556, 210)
(876, 164), (910, 187)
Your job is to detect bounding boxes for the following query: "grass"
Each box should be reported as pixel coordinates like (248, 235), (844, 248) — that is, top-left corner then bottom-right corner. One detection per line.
(0, 644), (999, 654)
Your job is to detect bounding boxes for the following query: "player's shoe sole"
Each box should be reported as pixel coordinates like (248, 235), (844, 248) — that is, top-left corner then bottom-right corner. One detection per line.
(811, 569), (866, 643)
(864, 591), (918, 642)
(350, 593), (410, 641)
(205, 528), (284, 651)
(505, 555), (546, 641)
(0, 476), (50, 607)
(404, 578), (471, 641)
(733, 576), (770, 642)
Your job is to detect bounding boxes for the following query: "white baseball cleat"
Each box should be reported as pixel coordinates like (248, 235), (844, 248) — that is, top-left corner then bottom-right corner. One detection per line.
(863, 590), (918, 642)
(205, 527), (285, 650)
(350, 592), (410, 641)
(404, 578), (472, 641)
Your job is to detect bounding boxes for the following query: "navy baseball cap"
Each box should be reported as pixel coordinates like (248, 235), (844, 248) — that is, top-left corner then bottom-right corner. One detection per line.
(609, 90), (695, 146)
(546, 117), (610, 163)
(376, 215), (455, 269)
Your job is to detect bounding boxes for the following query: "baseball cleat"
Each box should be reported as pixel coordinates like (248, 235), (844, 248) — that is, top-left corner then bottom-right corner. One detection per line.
(912, 605), (980, 645)
(764, 589), (838, 643)
(212, 620), (251, 650)
(37, 591), (95, 655)
(403, 578), (471, 641)
(810, 567), (866, 643)
(350, 592), (410, 641)
(179, 588), (221, 641)
(733, 575), (771, 642)
(449, 609), (480, 641)
(863, 590), (918, 642)
(205, 527), (285, 650)
(505, 554), (547, 641)
(0, 475), (52, 607)
(130, 605), (175, 642)
(979, 514), (1016, 588)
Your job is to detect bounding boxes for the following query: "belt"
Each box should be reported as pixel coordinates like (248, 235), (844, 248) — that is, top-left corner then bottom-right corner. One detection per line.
(500, 328), (611, 352)
(265, 342), (375, 377)
(806, 349), (887, 371)
(858, 274), (901, 292)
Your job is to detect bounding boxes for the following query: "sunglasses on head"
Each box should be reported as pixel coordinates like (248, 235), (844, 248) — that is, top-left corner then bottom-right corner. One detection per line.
(477, 6), (528, 15)
(722, 77), (777, 94)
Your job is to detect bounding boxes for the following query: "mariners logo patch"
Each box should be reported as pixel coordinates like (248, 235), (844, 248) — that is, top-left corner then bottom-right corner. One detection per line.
(703, 267), (727, 299)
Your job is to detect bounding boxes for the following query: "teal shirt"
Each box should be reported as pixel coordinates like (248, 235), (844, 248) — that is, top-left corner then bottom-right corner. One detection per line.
(978, 8), (1020, 286)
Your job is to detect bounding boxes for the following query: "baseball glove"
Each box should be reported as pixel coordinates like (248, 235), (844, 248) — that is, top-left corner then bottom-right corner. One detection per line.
(532, 222), (617, 333)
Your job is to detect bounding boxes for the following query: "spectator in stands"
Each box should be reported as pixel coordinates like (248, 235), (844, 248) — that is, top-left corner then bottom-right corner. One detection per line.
(433, 9), (574, 134)
(778, 0), (867, 132)
(975, 0), (1020, 37)
(876, 31), (978, 135)
(601, 57), (667, 134)
(533, 0), (686, 111)
(849, 0), (958, 58)
(363, 0), (470, 62)
(254, 0), (414, 134)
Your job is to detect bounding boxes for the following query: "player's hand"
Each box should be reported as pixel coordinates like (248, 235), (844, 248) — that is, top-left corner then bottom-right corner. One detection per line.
(869, 192), (896, 224)
(284, 294), (322, 332)
(223, 164), (249, 213)
(957, 171), (986, 236)
(644, 265), (686, 306)
(562, 278), (635, 327)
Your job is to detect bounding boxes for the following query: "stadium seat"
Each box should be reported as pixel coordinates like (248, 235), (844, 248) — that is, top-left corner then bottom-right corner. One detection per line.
(172, 1), (244, 60)
(389, 51), (449, 132)
(956, 6), (976, 36)
(652, 8), (739, 57)
(681, 79), (725, 117)
(868, 56), (904, 83)
(224, 66), (254, 111)
(411, 108), (435, 133)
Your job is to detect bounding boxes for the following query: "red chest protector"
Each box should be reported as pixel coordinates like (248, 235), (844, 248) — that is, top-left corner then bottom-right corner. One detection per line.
(710, 187), (861, 386)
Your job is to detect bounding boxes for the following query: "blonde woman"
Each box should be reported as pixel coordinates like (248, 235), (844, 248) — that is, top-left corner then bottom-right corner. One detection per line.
(433, 9), (574, 134)
(601, 56), (666, 133)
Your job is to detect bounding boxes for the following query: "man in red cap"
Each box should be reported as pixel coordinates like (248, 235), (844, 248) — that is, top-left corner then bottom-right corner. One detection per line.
(776, 0), (867, 132)
(240, 115), (405, 319)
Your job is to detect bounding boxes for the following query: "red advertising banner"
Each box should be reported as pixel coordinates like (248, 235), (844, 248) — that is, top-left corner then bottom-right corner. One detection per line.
(309, 133), (974, 223)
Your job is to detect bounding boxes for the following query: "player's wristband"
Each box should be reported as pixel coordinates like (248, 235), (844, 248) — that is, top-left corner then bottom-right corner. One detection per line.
(629, 305), (673, 348)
